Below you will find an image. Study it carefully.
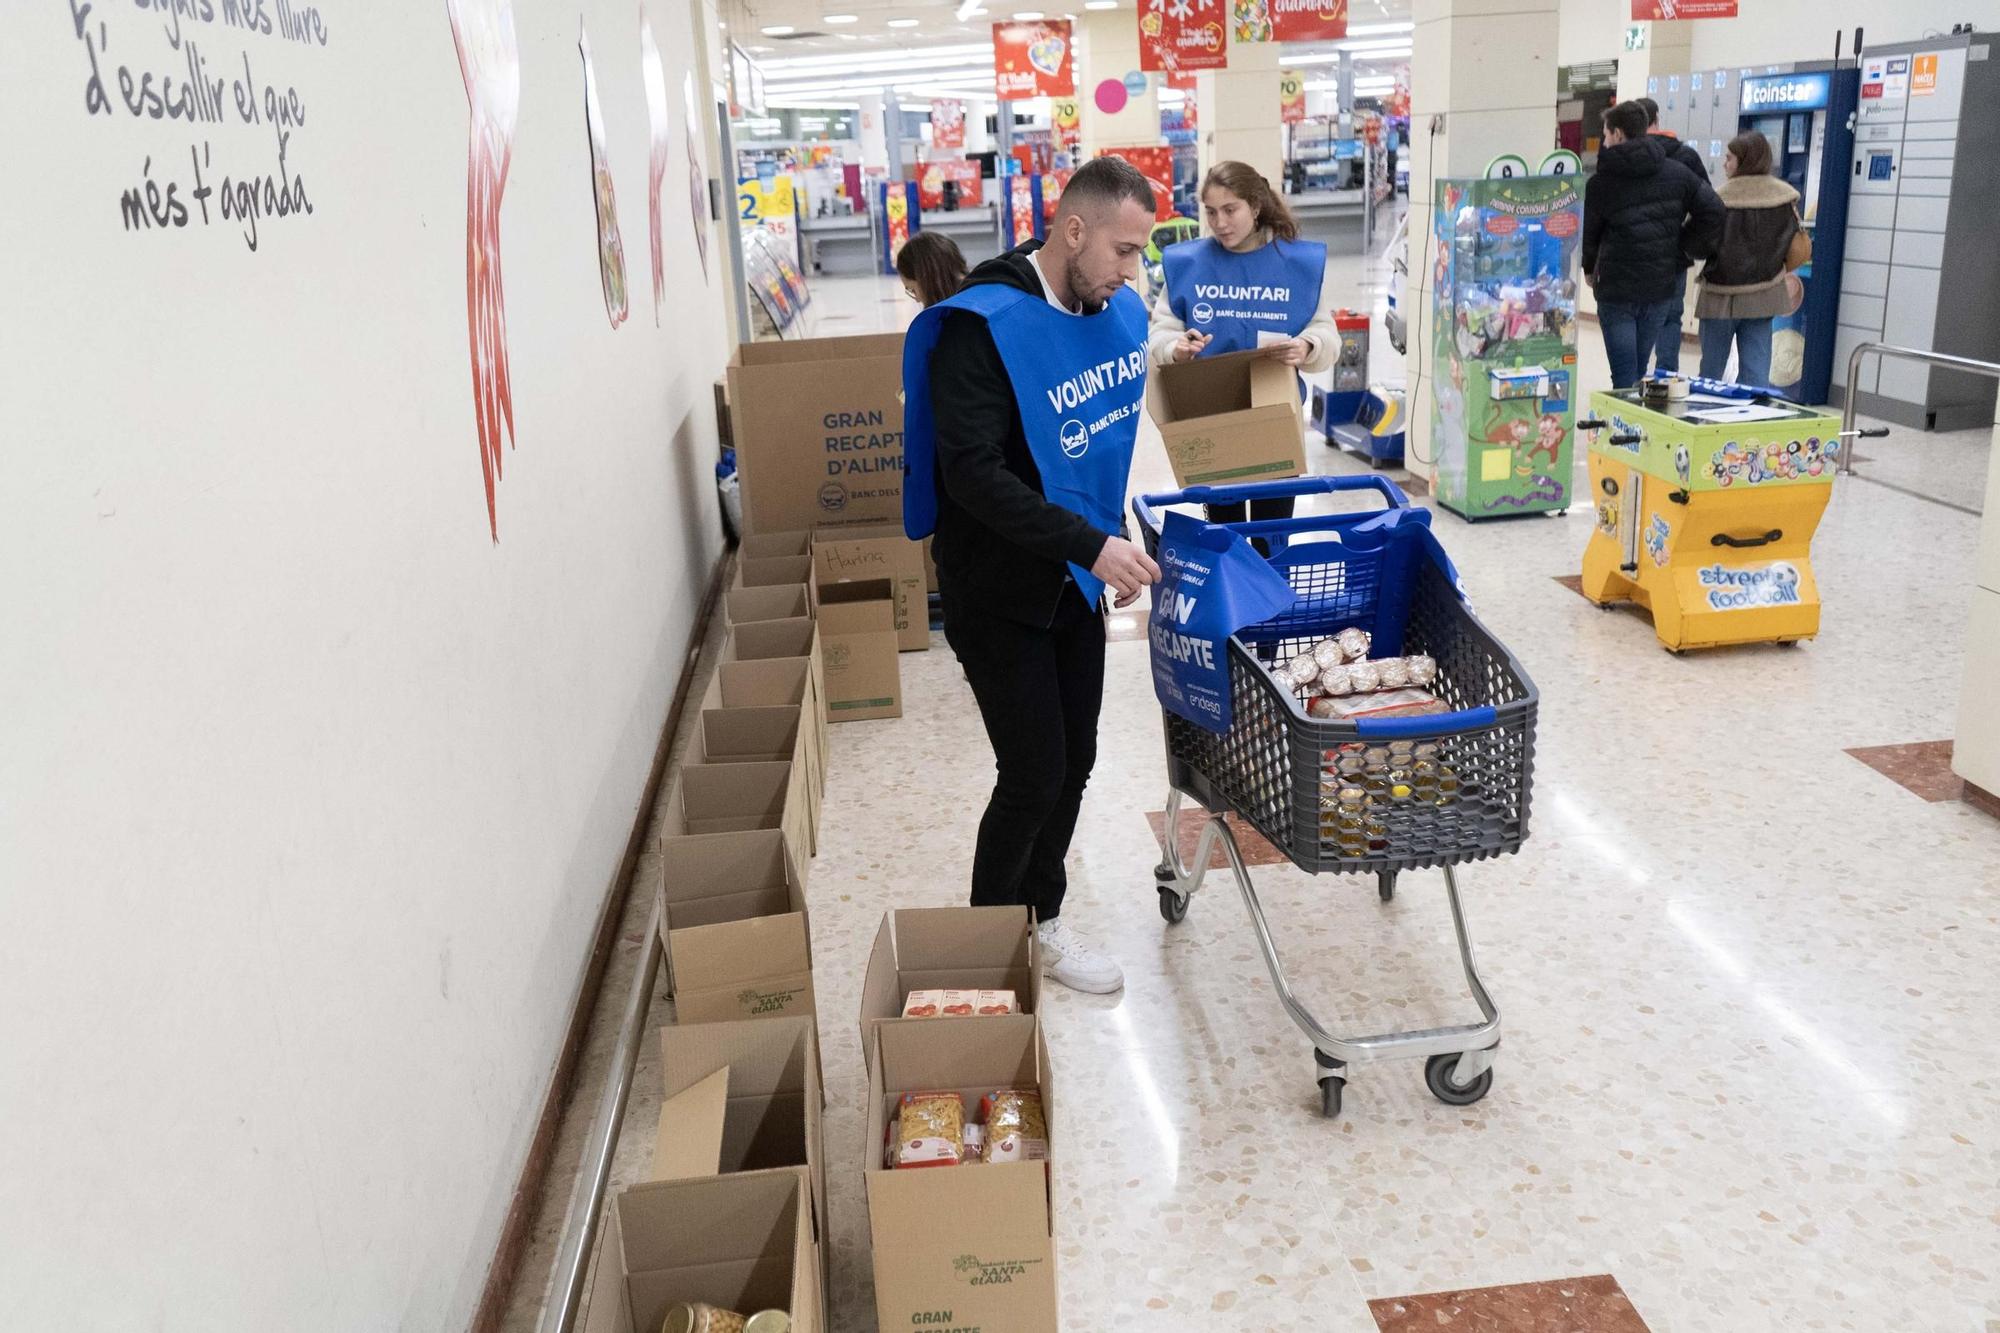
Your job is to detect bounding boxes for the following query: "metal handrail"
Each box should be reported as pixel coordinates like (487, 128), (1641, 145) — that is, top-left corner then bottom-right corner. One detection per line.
(1839, 342), (2000, 477)
(538, 904), (665, 1333)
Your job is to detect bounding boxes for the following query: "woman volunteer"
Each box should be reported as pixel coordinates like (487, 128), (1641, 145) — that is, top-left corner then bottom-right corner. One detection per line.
(1149, 161), (1342, 525)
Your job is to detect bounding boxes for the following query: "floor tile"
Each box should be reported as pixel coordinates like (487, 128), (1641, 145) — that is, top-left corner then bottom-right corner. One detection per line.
(1145, 806), (1292, 869)
(1843, 739), (1966, 802)
(1369, 1274), (1651, 1332)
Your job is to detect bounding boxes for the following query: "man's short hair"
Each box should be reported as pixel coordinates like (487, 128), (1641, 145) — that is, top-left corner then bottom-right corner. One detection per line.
(1056, 156), (1156, 220)
(1606, 100), (1652, 142)
(1635, 96), (1661, 126)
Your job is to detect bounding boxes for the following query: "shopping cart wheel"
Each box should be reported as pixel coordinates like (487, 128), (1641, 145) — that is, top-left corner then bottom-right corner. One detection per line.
(1424, 1052), (1494, 1107)
(1154, 863), (1177, 882)
(1376, 870), (1397, 902)
(1157, 886), (1189, 924)
(1315, 1050), (1346, 1118)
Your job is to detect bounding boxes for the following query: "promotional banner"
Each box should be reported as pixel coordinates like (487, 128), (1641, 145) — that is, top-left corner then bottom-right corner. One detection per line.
(1148, 511), (1297, 733)
(993, 20), (1076, 98)
(1098, 147), (1176, 221)
(930, 99), (965, 149)
(1052, 97), (1081, 147)
(1140, 0), (1228, 75)
(1166, 65), (1199, 91)
(1231, 0), (1272, 43)
(1630, 0), (1738, 17)
(917, 159), (984, 210)
(1269, 0), (1347, 41)
(1280, 69), (1306, 123)
(1006, 173), (1042, 246)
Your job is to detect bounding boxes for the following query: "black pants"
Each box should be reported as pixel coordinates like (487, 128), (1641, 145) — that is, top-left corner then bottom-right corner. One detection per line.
(1205, 495), (1296, 556)
(942, 582), (1105, 922)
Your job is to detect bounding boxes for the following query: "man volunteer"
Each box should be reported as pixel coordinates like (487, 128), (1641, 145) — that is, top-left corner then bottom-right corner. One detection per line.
(901, 157), (1162, 994)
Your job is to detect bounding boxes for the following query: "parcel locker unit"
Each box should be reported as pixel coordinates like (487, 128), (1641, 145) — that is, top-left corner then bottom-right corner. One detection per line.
(1834, 31), (2000, 430)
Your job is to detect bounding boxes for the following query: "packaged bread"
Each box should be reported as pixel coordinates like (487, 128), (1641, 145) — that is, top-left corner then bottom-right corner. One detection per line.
(896, 1091), (966, 1168)
(1312, 638), (1344, 673)
(1319, 664), (1353, 696)
(1310, 688), (1447, 723)
(1345, 659), (1382, 693)
(1286, 652), (1321, 686)
(980, 1089), (1049, 1164)
(1405, 653), (1438, 686)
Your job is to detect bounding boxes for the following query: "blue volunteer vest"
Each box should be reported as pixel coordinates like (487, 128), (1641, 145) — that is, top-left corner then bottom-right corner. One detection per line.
(903, 277), (1151, 606)
(1163, 235), (1327, 356)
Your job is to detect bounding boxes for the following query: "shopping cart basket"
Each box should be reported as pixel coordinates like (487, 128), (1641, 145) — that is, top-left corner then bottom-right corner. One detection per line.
(1135, 475), (1539, 1117)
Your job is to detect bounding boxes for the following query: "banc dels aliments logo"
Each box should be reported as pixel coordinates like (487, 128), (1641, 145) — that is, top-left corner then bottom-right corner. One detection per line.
(1059, 418), (1089, 458)
(1191, 301), (1215, 324)
(818, 482), (848, 512)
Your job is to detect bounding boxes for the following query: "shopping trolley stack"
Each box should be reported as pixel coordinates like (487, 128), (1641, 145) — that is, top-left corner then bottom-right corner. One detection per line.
(1135, 476), (1538, 1117)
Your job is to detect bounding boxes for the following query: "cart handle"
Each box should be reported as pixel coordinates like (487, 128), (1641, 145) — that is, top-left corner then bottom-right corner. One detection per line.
(1354, 705), (1498, 739)
(1134, 474), (1410, 535)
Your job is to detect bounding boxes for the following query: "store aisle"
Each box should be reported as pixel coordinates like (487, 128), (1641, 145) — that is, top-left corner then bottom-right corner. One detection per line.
(510, 264), (1998, 1333)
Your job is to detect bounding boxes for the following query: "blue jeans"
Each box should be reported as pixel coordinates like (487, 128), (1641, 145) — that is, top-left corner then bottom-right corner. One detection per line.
(1598, 299), (1678, 390)
(1652, 272), (1687, 374)
(1699, 317), (1774, 388)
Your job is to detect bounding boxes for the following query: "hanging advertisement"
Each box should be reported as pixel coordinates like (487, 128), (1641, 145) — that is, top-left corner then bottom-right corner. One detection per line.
(1280, 68), (1306, 124)
(1139, 0), (1228, 75)
(1231, 0), (1272, 43)
(1269, 0), (1347, 41)
(1167, 65), (1199, 90)
(1052, 97), (1081, 146)
(1097, 146), (1176, 221)
(883, 180), (913, 267)
(1006, 173), (1040, 245)
(1630, 0), (1738, 17)
(930, 99), (966, 149)
(993, 20), (1076, 99)
(918, 159), (985, 209)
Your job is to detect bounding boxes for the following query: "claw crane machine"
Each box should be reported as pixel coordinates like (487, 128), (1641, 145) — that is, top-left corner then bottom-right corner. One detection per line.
(1577, 385), (1880, 651)
(1430, 153), (1584, 521)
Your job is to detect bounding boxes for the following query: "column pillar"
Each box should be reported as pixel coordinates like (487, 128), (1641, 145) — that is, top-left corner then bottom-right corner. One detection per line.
(1196, 37), (1283, 191)
(1615, 19), (1693, 106)
(1338, 50), (1355, 135)
(857, 93), (889, 174)
(1077, 9), (1159, 160)
(1401, 0), (1559, 481)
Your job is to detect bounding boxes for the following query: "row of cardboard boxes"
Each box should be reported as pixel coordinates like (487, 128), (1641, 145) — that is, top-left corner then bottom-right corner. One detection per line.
(588, 895), (1061, 1333)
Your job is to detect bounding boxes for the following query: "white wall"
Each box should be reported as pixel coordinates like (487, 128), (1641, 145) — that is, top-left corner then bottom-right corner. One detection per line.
(0, 1), (729, 1329)
(1560, 1), (1985, 69)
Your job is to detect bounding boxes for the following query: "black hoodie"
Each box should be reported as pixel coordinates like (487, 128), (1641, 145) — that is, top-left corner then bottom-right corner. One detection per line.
(1582, 135), (1725, 305)
(925, 240), (1113, 627)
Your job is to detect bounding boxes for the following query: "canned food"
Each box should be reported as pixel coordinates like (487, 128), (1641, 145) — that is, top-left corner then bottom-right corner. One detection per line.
(744, 1313), (792, 1333)
(661, 1304), (748, 1333)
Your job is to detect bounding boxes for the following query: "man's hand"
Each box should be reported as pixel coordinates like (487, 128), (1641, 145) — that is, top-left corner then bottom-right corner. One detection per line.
(1092, 536), (1162, 609)
(1259, 337), (1310, 367)
(1171, 329), (1212, 363)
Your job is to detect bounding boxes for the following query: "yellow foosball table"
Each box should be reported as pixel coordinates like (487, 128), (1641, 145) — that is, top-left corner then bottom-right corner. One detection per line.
(1579, 388), (1864, 652)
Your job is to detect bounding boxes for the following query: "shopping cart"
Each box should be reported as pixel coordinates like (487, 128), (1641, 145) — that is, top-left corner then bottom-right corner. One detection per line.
(1134, 475), (1538, 1117)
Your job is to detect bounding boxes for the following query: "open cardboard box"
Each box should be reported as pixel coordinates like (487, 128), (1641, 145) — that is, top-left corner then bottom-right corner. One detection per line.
(582, 1171), (822, 1333)
(669, 760), (811, 873)
(1147, 347), (1307, 488)
(812, 523), (929, 652)
(695, 706), (818, 857)
(736, 554), (816, 593)
(651, 1016), (828, 1246)
(865, 1015), (1058, 1332)
(815, 579), (901, 722)
(741, 530), (810, 560)
(657, 827), (813, 1025)
(727, 618), (825, 746)
(726, 584), (813, 627)
(704, 656), (826, 807)
(728, 333), (907, 536)
(858, 906), (1040, 1054)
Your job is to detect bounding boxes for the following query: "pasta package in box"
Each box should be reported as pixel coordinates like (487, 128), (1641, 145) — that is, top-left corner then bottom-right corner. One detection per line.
(901, 988), (1017, 1018)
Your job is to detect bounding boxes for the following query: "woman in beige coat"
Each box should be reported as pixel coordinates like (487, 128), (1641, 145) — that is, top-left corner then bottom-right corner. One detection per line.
(1695, 131), (1801, 387)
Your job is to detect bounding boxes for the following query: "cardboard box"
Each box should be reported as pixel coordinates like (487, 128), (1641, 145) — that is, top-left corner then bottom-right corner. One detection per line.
(736, 554), (816, 591)
(815, 579), (902, 722)
(582, 1171), (822, 1333)
(812, 523), (930, 652)
(741, 530), (810, 560)
(704, 657), (825, 805)
(865, 1015), (1058, 1332)
(1147, 348), (1307, 487)
(696, 706), (818, 855)
(670, 763), (811, 885)
(727, 619), (827, 768)
(727, 333), (906, 535)
(859, 906), (1041, 1053)
(726, 584), (813, 626)
(658, 828), (815, 1025)
(652, 1016), (828, 1244)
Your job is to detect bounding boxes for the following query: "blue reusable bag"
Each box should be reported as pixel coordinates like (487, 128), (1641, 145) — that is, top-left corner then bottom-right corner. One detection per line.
(1148, 510), (1299, 732)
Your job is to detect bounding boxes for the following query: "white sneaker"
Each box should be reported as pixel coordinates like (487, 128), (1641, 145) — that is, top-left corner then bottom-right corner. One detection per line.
(1037, 919), (1125, 994)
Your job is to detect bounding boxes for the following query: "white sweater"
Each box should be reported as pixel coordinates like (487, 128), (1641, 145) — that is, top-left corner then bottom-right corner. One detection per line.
(1147, 229), (1342, 373)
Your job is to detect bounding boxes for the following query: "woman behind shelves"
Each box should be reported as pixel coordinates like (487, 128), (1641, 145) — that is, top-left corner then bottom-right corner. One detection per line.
(896, 230), (970, 308)
(1695, 131), (1801, 388)
(1149, 161), (1340, 528)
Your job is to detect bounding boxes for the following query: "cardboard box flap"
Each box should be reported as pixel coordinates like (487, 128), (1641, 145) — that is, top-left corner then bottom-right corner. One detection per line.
(731, 619), (818, 662)
(865, 1154), (1054, 1241)
(680, 763), (793, 826)
(660, 829), (792, 906)
(894, 906), (1034, 972)
(741, 531), (811, 559)
(816, 580), (897, 634)
(1150, 347), (1300, 421)
(702, 707), (803, 762)
(727, 585), (812, 624)
(651, 1066), (730, 1181)
(661, 1015), (815, 1100)
(734, 330), (902, 367)
(614, 1172), (810, 1329)
(877, 1011), (1040, 1095)
(717, 658), (811, 709)
(670, 912), (811, 993)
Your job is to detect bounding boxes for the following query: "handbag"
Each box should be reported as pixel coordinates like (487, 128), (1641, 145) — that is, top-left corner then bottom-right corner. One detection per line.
(1784, 211), (1812, 272)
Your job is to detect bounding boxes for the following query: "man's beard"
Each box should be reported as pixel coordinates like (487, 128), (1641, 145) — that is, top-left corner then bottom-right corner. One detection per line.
(1063, 253), (1105, 314)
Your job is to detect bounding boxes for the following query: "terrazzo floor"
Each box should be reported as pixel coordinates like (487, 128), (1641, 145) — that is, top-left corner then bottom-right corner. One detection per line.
(499, 257), (2000, 1333)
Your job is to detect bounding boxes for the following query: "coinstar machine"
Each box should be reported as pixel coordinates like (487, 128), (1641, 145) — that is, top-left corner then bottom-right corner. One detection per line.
(1578, 386), (1880, 652)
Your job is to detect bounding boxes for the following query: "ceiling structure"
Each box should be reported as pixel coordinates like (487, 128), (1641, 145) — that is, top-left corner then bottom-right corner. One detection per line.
(723, 0), (1414, 109)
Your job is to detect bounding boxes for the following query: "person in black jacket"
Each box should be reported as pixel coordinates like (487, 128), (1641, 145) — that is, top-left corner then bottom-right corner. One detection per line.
(1635, 97), (1710, 376)
(1583, 100), (1725, 389)
(917, 158), (1161, 993)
